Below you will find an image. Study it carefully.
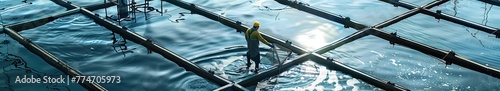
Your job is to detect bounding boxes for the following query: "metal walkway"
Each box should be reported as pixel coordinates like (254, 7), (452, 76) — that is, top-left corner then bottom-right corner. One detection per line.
(1, 0), (498, 90)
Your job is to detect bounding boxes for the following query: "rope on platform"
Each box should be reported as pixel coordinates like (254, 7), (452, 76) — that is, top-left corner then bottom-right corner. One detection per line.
(271, 43), (280, 90)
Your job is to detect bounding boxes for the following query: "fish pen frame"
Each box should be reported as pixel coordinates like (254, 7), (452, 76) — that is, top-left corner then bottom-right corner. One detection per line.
(0, 0), (498, 91)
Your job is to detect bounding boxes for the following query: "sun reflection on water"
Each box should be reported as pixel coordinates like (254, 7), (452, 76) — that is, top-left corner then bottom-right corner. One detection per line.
(294, 23), (339, 51)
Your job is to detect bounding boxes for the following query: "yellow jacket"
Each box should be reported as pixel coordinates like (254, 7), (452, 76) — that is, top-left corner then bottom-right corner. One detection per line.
(245, 28), (271, 45)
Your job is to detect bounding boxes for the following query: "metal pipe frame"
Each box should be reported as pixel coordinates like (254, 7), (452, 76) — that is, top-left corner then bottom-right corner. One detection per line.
(164, 0), (408, 90)
(2, 27), (107, 90)
(379, 0), (500, 78)
(274, 0), (499, 79)
(0, 1), (104, 90)
(2, 0), (498, 90)
(371, 28), (500, 78)
(380, 0), (500, 37)
(5, 0), (233, 90)
(80, 8), (233, 86)
(5, 0), (239, 90)
(2, 0), (223, 90)
(164, 0), (309, 54)
(51, 0), (234, 87)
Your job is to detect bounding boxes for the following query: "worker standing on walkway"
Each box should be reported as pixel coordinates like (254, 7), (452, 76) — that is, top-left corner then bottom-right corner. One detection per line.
(245, 21), (274, 72)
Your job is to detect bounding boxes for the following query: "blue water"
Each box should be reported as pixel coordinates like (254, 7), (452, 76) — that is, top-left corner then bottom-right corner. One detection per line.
(1, 0), (500, 91)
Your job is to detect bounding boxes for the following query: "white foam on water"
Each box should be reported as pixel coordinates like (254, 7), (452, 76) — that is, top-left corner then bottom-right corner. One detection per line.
(334, 83), (342, 91)
(326, 71), (337, 84)
(315, 85), (324, 91)
(355, 58), (365, 65)
(370, 50), (384, 58)
(82, 40), (106, 44)
(210, 62), (228, 78)
(390, 59), (400, 66)
(307, 66), (328, 91)
(255, 80), (272, 91)
(346, 79), (360, 91)
(327, 71), (343, 91)
(211, 56), (244, 79)
(251, 0), (267, 7)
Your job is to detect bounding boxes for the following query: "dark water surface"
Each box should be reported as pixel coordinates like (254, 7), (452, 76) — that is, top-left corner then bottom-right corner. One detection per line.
(1, 0), (499, 90)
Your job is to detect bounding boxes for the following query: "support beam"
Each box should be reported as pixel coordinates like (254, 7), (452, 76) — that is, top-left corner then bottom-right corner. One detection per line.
(3, 28), (107, 90)
(164, 0), (308, 54)
(310, 53), (409, 91)
(314, 28), (372, 54)
(7, 9), (80, 32)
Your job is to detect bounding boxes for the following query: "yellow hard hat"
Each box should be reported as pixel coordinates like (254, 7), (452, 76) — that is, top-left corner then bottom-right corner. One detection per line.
(253, 21), (260, 27)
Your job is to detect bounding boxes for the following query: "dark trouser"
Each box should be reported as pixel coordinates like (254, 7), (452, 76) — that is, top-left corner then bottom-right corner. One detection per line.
(246, 54), (260, 69)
